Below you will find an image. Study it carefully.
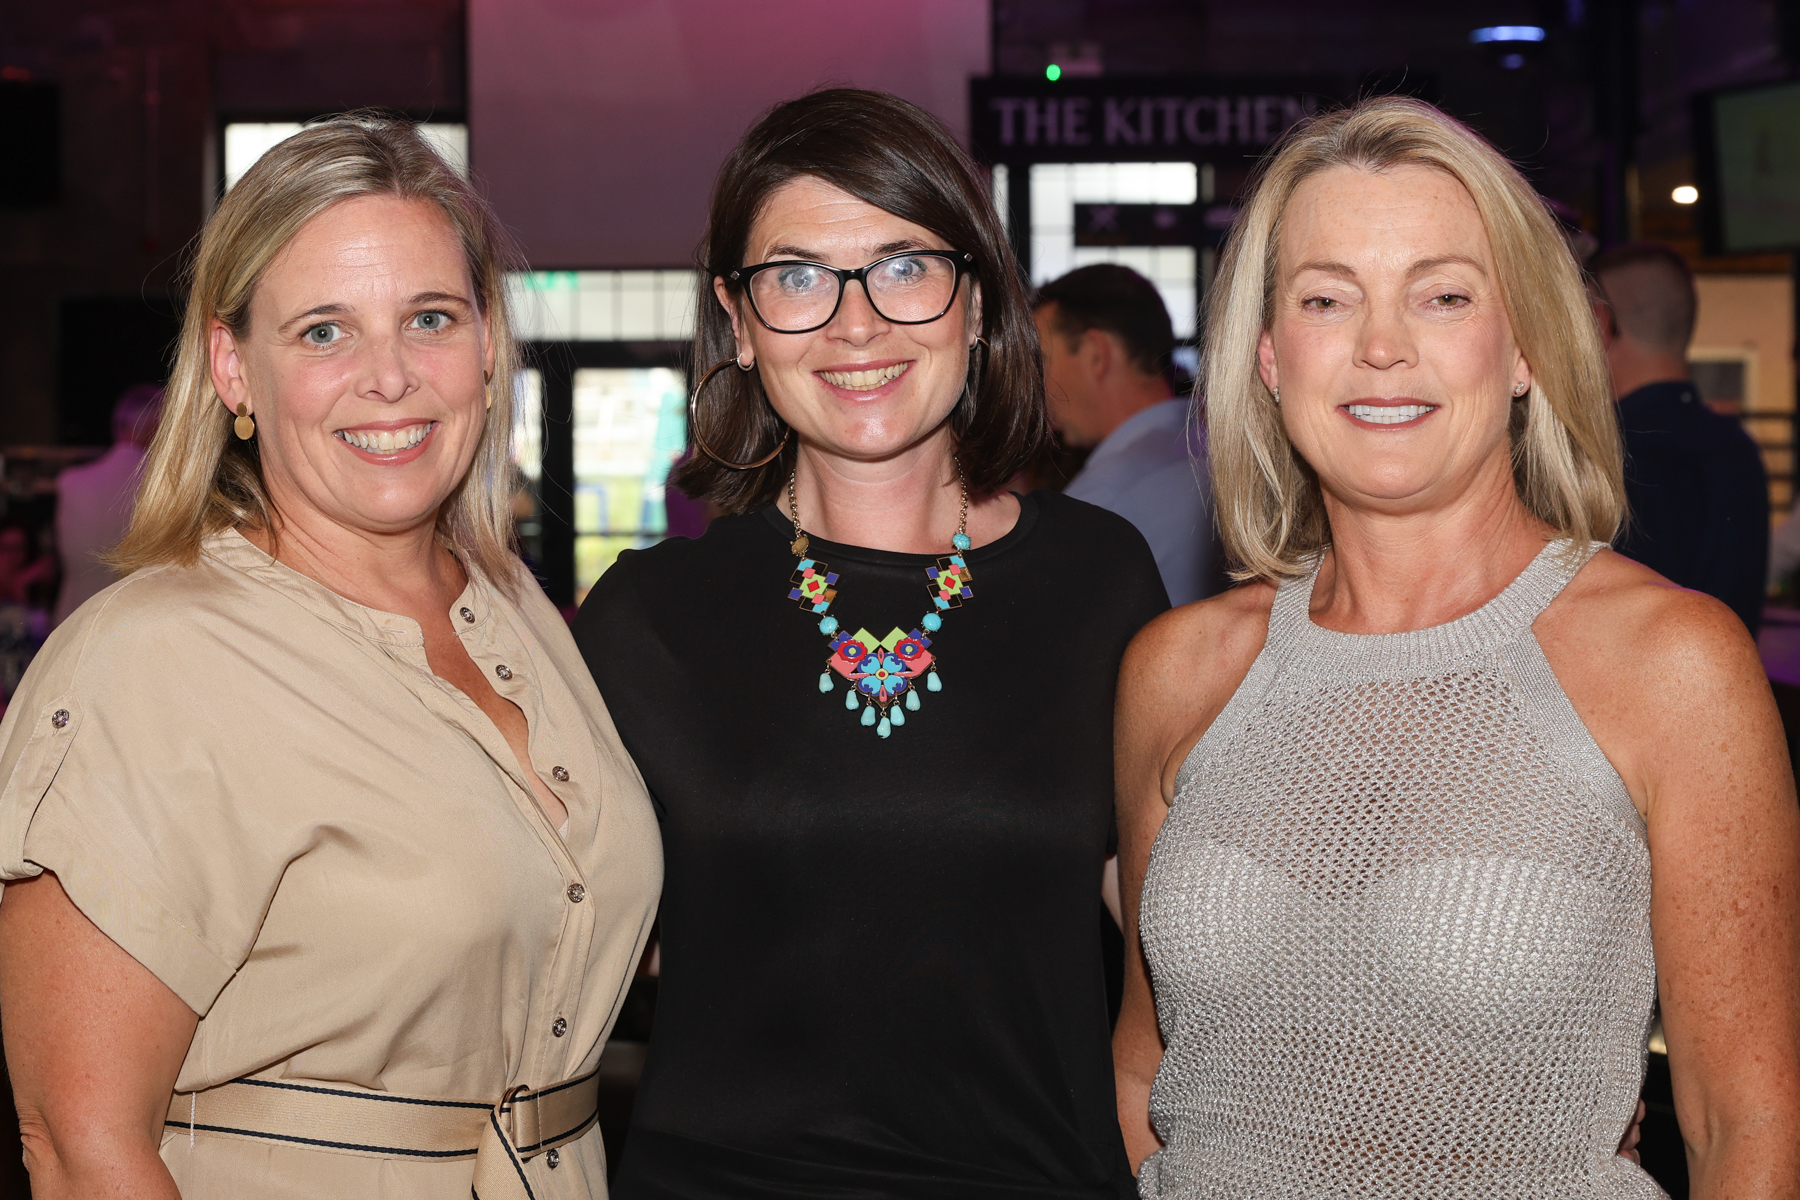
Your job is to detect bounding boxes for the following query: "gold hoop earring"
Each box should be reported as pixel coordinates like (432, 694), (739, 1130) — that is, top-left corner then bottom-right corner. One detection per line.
(689, 357), (790, 470)
(485, 370), (494, 411)
(233, 403), (256, 440)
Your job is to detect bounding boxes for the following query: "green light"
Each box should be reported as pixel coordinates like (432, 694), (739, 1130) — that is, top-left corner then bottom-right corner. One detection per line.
(1045, 64), (1062, 81)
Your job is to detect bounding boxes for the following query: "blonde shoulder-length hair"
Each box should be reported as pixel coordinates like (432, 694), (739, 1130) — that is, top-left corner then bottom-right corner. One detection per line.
(1206, 95), (1624, 581)
(112, 113), (524, 593)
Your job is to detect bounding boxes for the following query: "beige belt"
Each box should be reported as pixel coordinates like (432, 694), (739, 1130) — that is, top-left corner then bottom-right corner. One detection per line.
(167, 1070), (600, 1198)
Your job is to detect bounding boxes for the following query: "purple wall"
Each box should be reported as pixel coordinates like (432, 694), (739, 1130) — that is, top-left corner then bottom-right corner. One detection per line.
(470, 0), (990, 270)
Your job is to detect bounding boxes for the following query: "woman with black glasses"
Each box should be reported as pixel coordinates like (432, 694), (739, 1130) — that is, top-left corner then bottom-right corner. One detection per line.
(571, 89), (1168, 1199)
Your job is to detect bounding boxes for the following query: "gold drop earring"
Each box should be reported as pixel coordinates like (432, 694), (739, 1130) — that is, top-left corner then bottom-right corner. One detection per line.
(233, 403), (256, 440)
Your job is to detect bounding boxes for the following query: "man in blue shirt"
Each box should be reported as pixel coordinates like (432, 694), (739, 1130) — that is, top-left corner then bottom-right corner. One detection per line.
(1592, 243), (1768, 635)
(1034, 265), (1218, 606)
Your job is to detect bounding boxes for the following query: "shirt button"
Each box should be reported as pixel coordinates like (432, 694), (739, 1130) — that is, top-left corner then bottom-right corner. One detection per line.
(460, 607), (475, 623)
(50, 710), (69, 729)
(495, 664), (513, 680)
(552, 766), (570, 782)
(566, 883), (586, 903)
(546, 1148), (561, 1169)
(552, 1017), (567, 1037)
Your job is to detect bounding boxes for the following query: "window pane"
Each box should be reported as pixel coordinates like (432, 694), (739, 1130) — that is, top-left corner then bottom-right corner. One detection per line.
(1029, 162), (1200, 337)
(223, 122), (466, 192)
(511, 368), (545, 573)
(513, 368), (543, 482)
(508, 270), (700, 342)
(571, 367), (688, 602)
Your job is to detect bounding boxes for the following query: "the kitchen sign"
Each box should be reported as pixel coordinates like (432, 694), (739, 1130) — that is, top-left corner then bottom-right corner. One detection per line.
(970, 76), (1337, 164)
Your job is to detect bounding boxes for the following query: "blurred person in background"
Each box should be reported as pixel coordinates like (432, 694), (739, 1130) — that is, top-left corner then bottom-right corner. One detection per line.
(1114, 97), (1798, 1198)
(0, 525), (56, 610)
(575, 89), (1167, 1200)
(0, 115), (660, 1200)
(1035, 265), (1218, 606)
(0, 522), (56, 717)
(1591, 243), (1769, 636)
(51, 383), (164, 627)
(1769, 500), (1800, 595)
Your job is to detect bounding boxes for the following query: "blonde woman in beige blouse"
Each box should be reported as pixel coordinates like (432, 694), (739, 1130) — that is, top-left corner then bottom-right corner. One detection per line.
(0, 116), (661, 1199)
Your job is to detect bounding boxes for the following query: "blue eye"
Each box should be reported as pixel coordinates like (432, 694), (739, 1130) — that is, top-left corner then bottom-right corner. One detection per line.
(876, 256), (932, 286)
(774, 264), (828, 294)
(413, 311), (448, 331)
(304, 323), (341, 345)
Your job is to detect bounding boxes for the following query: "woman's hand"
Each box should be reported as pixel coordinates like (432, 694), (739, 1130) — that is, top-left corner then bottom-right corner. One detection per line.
(0, 872), (197, 1199)
(1544, 552), (1800, 1198)
(1112, 584), (1273, 1172)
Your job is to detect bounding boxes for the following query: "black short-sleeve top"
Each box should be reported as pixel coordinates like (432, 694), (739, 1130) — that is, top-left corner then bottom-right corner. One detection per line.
(573, 490), (1170, 1200)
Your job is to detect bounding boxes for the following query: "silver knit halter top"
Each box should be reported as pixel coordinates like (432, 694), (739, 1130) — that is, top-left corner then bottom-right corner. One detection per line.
(1138, 541), (1663, 1199)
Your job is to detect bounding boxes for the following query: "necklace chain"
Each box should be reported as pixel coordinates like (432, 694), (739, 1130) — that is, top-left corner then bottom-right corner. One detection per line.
(785, 459), (969, 557)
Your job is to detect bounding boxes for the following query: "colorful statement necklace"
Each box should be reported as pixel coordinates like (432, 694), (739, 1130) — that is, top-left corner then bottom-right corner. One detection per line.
(784, 465), (975, 738)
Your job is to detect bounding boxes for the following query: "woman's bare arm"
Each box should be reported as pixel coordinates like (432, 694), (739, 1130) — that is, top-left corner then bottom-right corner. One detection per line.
(1113, 585), (1272, 1172)
(0, 872), (197, 1199)
(1544, 553), (1800, 1198)
(1639, 610), (1800, 1197)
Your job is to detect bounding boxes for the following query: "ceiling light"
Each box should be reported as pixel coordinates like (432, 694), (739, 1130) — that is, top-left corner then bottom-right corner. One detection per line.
(1470, 26), (1547, 42)
(1672, 185), (1698, 205)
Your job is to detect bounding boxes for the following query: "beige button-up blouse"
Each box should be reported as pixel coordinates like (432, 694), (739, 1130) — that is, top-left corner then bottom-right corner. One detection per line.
(0, 530), (662, 1198)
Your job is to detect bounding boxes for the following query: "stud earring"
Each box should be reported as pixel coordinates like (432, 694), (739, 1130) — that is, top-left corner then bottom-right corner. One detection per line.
(1513, 381), (1528, 398)
(1273, 387), (1281, 405)
(233, 403), (256, 440)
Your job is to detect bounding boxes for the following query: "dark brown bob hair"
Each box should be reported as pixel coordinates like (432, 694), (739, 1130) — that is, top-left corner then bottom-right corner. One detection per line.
(673, 87), (1049, 512)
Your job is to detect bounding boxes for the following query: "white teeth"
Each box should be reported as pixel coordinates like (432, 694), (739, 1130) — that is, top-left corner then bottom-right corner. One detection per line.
(1347, 404), (1433, 425)
(819, 363), (908, 390)
(336, 423), (432, 452)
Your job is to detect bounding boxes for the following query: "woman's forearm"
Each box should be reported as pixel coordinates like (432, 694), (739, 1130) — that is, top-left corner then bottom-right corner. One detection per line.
(18, 1119), (182, 1200)
(1111, 983), (1165, 1173)
(1686, 1118), (1800, 1200)
(1114, 1060), (1160, 1171)
(0, 873), (198, 1200)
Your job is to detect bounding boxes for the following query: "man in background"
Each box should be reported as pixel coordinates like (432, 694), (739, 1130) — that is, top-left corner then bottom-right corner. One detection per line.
(1034, 264), (1217, 606)
(51, 383), (163, 626)
(1592, 243), (1768, 636)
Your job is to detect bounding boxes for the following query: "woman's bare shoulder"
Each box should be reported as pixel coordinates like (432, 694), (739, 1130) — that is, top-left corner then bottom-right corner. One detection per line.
(1124, 581), (1278, 681)
(1541, 548), (1759, 673)
(1119, 579), (1279, 796)
(1539, 548), (1771, 808)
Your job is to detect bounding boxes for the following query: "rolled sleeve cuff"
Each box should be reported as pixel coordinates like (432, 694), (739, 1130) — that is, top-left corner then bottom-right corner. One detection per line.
(22, 814), (237, 1016)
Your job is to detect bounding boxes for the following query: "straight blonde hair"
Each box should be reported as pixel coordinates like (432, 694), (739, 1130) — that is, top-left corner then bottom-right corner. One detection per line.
(112, 113), (524, 593)
(1206, 96), (1624, 581)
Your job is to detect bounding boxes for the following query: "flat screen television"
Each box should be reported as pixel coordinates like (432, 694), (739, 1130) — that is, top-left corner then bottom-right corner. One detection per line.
(1695, 78), (1800, 254)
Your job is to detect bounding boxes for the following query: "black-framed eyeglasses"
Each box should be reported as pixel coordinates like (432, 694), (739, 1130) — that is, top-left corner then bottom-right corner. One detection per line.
(730, 250), (975, 334)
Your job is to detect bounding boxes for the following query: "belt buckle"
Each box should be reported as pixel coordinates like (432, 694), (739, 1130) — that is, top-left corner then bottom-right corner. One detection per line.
(500, 1083), (540, 1152)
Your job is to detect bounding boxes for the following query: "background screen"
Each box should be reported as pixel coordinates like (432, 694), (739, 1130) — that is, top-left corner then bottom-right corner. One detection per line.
(1709, 79), (1800, 253)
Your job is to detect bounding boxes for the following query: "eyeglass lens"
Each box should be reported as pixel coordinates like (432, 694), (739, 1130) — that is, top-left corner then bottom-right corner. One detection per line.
(749, 254), (960, 332)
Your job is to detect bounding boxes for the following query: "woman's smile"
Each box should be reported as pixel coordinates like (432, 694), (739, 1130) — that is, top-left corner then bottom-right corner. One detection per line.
(1341, 399), (1439, 429)
(332, 418), (440, 462)
(814, 359), (912, 398)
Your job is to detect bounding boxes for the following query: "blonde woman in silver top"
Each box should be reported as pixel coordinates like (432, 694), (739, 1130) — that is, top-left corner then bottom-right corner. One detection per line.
(0, 117), (660, 1199)
(1113, 98), (1800, 1198)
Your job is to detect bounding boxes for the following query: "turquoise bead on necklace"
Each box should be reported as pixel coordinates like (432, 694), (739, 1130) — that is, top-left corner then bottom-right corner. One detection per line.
(783, 461), (974, 738)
